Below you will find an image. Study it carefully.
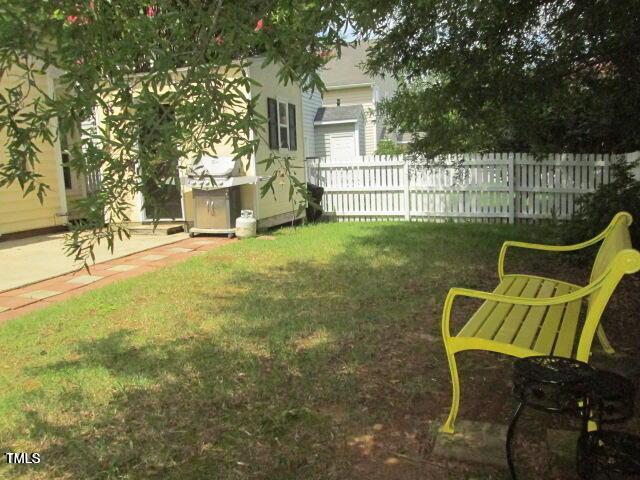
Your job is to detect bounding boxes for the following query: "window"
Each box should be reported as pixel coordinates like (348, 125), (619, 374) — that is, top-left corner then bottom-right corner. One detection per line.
(62, 152), (72, 190)
(267, 97), (297, 151)
(278, 101), (289, 149)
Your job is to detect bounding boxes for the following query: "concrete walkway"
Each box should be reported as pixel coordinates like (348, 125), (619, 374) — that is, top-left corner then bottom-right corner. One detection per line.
(0, 236), (232, 323)
(0, 232), (191, 292)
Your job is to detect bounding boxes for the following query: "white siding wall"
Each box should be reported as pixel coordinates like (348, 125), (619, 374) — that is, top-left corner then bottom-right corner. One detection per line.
(358, 119), (366, 155)
(315, 123), (359, 158)
(302, 89), (322, 158)
(363, 109), (377, 155)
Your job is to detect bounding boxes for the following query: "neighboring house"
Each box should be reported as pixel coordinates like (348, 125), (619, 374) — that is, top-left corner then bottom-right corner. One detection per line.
(302, 42), (399, 160)
(0, 65), (91, 237)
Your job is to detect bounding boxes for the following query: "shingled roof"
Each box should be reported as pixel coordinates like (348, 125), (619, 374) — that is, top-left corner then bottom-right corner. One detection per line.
(320, 42), (373, 88)
(314, 105), (364, 124)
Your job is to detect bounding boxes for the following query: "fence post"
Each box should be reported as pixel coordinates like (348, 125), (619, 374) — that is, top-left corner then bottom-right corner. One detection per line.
(626, 151), (640, 180)
(508, 153), (515, 224)
(403, 156), (411, 221)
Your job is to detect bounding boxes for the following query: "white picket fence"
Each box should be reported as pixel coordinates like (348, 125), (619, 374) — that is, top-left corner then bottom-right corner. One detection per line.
(305, 152), (639, 223)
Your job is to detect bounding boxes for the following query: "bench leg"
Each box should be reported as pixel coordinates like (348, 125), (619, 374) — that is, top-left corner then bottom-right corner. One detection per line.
(596, 325), (615, 355)
(440, 348), (460, 434)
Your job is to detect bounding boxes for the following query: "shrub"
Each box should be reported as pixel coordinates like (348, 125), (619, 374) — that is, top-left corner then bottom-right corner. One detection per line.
(375, 139), (406, 155)
(561, 158), (640, 246)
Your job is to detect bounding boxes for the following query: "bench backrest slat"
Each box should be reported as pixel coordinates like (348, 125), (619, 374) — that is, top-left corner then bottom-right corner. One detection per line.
(590, 217), (633, 283)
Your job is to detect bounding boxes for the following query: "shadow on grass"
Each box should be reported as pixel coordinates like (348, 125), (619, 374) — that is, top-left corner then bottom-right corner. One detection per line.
(4, 222), (637, 479)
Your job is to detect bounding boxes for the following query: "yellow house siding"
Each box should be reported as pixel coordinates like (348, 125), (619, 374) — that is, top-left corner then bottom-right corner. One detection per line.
(104, 66), (250, 225)
(249, 59), (305, 222)
(0, 68), (66, 235)
(323, 86), (373, 107)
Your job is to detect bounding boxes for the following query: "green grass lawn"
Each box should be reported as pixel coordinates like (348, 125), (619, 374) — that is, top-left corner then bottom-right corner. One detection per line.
(0, 221), (620, 479)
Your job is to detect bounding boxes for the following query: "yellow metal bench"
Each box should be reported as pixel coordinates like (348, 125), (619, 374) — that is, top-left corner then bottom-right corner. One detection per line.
(440, 212), (640, 434)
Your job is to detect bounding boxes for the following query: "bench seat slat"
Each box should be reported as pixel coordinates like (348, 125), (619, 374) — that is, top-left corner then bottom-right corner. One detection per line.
(511, 280), (557, 349)
(493, 277), (543, 343)
(475, 277), (530, 339)
(457, 277), (515, 337)
(553, 297), (583, 358)
(533, 284), (571, 354)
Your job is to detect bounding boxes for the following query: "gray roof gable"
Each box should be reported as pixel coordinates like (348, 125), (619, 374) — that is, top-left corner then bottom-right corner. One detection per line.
(320, 42), (373, 88)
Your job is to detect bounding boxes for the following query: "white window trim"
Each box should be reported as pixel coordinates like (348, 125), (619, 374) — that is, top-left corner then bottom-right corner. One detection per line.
(276, 97), (290, 152)
(314, 119), (358, 126)
(325, 82), (373, 91)
(136, 172), (186, 222)
(47, 75), (69, 222)
(354, 121), (361, 157)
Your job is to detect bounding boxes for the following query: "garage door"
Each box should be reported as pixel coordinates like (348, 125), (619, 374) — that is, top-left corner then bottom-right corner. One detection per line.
(329, 132), (356, 162)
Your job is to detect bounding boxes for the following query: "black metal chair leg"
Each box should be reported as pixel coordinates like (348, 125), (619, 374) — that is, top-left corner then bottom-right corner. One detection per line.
(507, 401), (524, 480)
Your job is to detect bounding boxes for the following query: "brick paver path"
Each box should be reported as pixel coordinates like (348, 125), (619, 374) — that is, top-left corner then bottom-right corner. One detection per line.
(0, 236), (232, 322)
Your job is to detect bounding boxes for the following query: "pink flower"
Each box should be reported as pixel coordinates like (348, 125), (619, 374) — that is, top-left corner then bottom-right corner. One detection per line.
(65, 2), (95, 25)
(146, 5), (157, 17)
(255, 18), (264, 32)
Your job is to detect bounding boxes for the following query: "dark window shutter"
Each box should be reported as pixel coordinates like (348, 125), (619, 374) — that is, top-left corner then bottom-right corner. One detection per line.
(267, 98), (279, 149)
(288, 103), (297, 151)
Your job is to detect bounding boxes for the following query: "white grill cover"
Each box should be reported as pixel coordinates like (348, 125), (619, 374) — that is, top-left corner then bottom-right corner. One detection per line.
(192, 155), (238, 177)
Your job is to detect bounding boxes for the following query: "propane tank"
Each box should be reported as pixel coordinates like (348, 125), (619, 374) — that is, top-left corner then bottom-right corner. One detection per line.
(235, 210), (257, 238)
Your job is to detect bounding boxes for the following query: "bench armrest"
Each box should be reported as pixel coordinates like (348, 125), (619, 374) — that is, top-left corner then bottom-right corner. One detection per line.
(448, 285), (597, 306)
